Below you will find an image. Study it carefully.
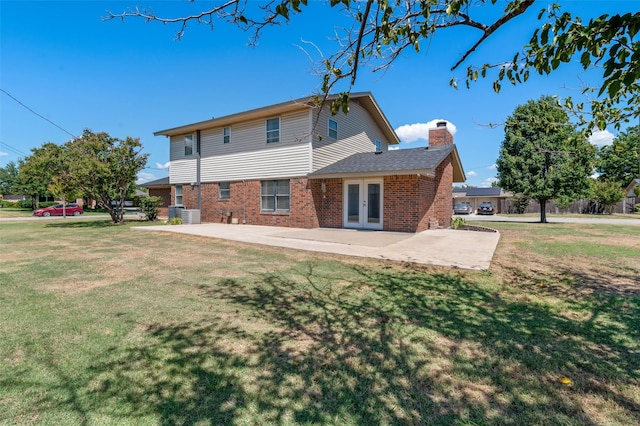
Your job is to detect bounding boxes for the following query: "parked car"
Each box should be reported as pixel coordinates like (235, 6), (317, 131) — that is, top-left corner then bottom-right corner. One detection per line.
(477, 202), (495, 215)
(33, 203), (84, 217)
(453, 202), (473, 215)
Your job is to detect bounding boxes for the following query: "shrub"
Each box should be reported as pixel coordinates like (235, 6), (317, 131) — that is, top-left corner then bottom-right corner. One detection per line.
(168, 217), (183, 225)
(635, 203), (640, 213)
(138, 196), (162, 221)
(17, 199), (34, 209)
(0, 200), (18, 208)
(451, 217), (466, 229)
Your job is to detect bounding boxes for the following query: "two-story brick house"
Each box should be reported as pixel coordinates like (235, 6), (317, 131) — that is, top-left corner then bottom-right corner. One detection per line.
(154, 92), (465, 232)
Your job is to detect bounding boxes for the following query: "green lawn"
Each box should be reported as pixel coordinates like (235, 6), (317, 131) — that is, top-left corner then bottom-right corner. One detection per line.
(0, 220), (638, 425)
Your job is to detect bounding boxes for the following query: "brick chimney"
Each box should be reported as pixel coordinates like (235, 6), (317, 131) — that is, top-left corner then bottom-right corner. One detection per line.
(429, 121), (453, 147)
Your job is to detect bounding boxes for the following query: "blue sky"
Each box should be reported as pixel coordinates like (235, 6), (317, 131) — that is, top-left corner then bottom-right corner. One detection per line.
(1, 0), (636, 187)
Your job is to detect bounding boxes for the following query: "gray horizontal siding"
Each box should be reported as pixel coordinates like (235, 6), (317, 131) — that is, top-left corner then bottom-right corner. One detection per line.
(200, 144), (310, 181)
(169, 159), (197, 184)
(312, 100), (390, 171)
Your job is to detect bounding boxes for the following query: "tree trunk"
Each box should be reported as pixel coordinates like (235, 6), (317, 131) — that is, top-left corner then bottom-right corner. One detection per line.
(539, 199), (548, 223)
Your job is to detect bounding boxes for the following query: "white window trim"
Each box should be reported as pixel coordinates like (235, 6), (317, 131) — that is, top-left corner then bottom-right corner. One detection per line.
(223, 127), (231, 144)
(266, 117), (280, 144)
(375, 139), (382, 152)
(328, 118), (338, 139)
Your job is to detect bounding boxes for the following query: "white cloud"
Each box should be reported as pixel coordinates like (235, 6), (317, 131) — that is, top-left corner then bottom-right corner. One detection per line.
(488, 163), (497, 170)
(0, 151), (8, 156)
(480, 177), (498, 188)
(394, 119), (457, 143)
(466, 170), (478, 177)
(155, 161), (170, 170)
(388, 146), (400, 150)
(136, 172), (157, 184)
(589, 129), (615, 146)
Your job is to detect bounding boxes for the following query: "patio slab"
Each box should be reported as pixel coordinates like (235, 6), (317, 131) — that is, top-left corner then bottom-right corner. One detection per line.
(134, 223), (500, 270)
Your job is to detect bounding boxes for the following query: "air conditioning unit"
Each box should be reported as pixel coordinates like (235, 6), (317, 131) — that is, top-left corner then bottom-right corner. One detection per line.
(168, 205), (186, 219)
(181, 209), (201, 224)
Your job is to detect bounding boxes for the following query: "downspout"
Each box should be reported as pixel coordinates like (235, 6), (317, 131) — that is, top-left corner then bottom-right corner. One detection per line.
(196, 129), (202, 210)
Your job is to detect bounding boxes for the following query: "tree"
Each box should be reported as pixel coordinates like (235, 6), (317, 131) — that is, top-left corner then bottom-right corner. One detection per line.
(496, 96), (595, 223)
(0, 161), (19, 196)
(596, 125), (639, 186)
(589, 179), (625, 215)
(62, 130), (148, 224)
(105, 1), (639, 131)
(17, 143), (64, 209)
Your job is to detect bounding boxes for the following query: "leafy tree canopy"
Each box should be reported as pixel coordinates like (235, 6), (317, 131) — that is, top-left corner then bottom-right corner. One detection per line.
(596, 125), (639, 187)
(63, 130), (148, 224)
(496, 95), (595, 223)
(589, 179), (625, 215)
(106, 1), (639, 130)
(17, 143), (65, 208)
(0, 161), (19, 196)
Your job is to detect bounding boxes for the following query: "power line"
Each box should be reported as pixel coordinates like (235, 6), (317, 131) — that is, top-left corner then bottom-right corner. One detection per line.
(0, 88), (77, 139)
(0, 140), (29, 158)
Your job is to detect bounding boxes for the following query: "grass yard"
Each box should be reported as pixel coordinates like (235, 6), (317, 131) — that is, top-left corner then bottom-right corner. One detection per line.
(0, 219), (638, 425)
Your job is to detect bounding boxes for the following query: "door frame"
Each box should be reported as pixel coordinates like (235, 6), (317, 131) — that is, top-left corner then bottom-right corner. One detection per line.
(343, 178), (384, 230)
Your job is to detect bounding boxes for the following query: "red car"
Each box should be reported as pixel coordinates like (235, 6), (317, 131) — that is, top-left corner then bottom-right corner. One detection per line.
(33, 203), (84, 217)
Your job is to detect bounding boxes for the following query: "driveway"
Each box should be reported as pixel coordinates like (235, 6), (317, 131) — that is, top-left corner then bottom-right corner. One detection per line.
(134, 223), (500, 271)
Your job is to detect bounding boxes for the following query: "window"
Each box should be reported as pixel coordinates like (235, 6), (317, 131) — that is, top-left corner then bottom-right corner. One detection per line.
(328, 119), (338, 139)
(261, 180), (290, 212)
(375, 139), (382, 152)
(266, 118), (280, 143)
(223, 127), (231, 144)
(184, 134), (194, 156)
(175, 185), (183, 205)
(219, 182), (230, 200)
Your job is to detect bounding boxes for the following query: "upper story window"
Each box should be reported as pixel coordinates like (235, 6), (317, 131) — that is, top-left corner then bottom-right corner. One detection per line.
(184, 135), (194, 156)
(328, 119), (338, 139)
(375, 139), (382, 152)
(223, 127), (231, 144)
(266, 118), (280, 143)
(175, 185), (183, 205)
(219, 182), (230, 200)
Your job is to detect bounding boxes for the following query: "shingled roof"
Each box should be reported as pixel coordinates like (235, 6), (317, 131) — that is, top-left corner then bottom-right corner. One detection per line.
(309, 145), (465, 182)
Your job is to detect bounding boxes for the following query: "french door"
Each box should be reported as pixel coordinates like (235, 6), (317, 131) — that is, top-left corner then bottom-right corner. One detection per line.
(343, 179), (383, 230)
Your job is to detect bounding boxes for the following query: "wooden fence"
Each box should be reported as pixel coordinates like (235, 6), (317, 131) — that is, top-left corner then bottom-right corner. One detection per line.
(500, 196), (638, 215)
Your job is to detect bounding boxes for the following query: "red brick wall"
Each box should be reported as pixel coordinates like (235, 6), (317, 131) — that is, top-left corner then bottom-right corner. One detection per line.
(149, 187), (171, 217)
(310, 178), (343, 228)
(416, 155), (453, 231)
(172, 179), (319, 228)
(169, 161), (454, 232)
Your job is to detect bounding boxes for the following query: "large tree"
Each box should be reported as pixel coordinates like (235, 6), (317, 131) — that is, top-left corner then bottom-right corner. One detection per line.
(496, 96), (595, 223)
(62, 130), (148, 224)
(17, 143), (64, 208)
(596, 125), (639, 186)
(106, 1), (639, 131)
(0, 161), (19, 196)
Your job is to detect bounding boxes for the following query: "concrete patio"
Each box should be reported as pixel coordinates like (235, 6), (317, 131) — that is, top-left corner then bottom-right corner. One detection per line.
(134, 223), (500, 270)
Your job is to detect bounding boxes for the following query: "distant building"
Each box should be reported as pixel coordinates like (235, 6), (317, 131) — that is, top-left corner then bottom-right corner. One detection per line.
(453, 187), (512, 214)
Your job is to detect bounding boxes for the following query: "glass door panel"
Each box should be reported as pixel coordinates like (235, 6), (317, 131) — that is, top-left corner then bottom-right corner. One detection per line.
(367, 183), (381, 224)
(347, 183), (361, 224)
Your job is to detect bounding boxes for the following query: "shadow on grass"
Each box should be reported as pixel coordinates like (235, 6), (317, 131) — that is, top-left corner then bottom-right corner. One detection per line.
(11, 263), (639, 424)
(44, 220), (119, 228)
